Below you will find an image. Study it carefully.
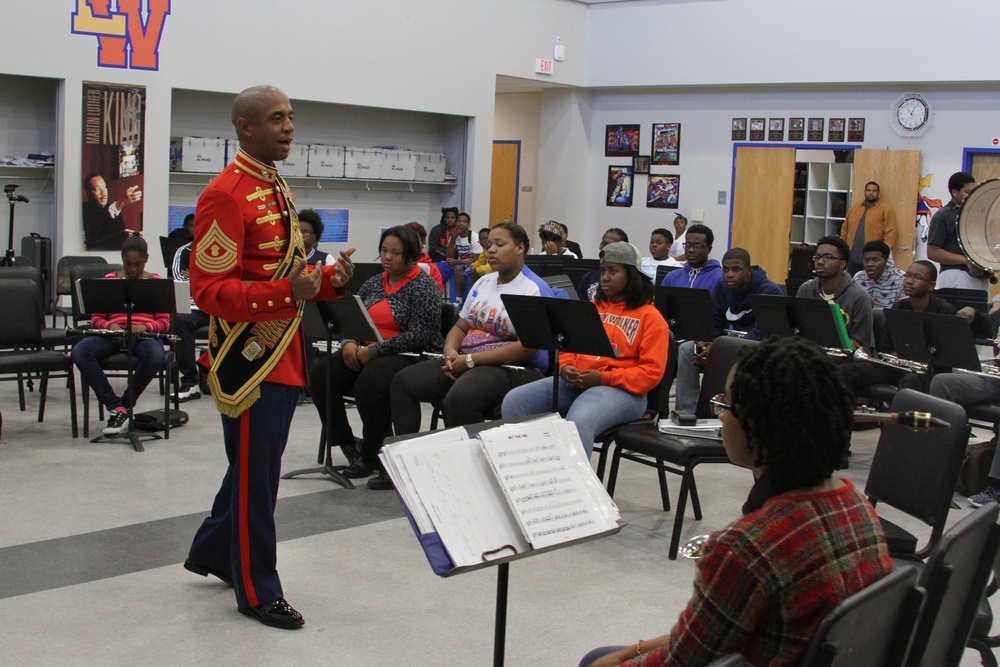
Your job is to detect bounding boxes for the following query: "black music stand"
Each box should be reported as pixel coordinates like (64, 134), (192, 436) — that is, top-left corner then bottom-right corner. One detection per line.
(884, 309), (982, 371)
(77, 278), (176, 452)
(500, 295), (615, 414)
(749, 294), (851, 350)
(384, 419), (621, 667)
(654, 286), (715, 342)
(281, 299), (379, 489)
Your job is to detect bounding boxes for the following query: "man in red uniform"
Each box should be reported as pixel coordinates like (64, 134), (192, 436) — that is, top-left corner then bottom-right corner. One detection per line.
(184, 85), (355, 629)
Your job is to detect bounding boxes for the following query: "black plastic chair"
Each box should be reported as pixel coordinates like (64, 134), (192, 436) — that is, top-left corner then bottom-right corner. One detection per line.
(864, 389), (970, 559)
(967, 548), (1000, 667)
(0, 279), (78, 437)
(51, 255), (106, 327)
(905, 503), (1000, 667)
(606, 336), (756, 559)
(798, 565), (923, 667)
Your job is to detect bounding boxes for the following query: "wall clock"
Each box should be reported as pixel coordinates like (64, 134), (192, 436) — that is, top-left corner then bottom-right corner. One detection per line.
(890, 93), (931, 137)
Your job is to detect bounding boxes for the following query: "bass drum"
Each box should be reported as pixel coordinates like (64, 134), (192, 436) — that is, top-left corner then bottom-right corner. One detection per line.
(957, 178), (1000, 276)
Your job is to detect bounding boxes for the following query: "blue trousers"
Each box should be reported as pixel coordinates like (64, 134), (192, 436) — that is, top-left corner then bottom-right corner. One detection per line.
(501, 377), (647, 456)
(188, 382), (299, 609)
(71, 335), (165, 410)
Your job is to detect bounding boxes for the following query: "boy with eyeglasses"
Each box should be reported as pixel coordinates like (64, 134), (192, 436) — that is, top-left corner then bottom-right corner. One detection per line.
(795, 235), (874, 351)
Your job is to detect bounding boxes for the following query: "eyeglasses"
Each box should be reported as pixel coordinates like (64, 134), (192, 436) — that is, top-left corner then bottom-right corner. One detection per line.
(812, 253), (842, 262)
(709, 394), (731, 416)
(683, 242), (708, 250)
(902, 272), (930, 281)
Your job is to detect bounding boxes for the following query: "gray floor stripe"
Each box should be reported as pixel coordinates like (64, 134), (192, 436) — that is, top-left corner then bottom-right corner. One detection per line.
(0, 486), (403, 599)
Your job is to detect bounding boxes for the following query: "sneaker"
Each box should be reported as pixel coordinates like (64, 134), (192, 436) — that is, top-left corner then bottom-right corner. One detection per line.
(177, 385), (201, 402)
(968, 483), (1000, 508)
(103, 409), (129, 435)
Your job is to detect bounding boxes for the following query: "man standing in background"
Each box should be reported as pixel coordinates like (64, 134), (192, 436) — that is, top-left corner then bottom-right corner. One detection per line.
(840, 181), (896, 276)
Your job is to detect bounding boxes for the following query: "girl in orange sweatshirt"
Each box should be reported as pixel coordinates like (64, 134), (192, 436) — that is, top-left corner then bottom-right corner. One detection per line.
(501, 242), (668, 455)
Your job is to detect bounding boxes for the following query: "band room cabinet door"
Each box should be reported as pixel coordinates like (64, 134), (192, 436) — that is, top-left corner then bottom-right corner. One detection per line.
(851, 149), (921, 269)
(731, 146), (796, 283)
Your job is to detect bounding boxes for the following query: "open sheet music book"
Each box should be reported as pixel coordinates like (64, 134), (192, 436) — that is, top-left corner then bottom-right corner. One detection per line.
(657, 418), (723, 438)
(380, 415), (621, 575)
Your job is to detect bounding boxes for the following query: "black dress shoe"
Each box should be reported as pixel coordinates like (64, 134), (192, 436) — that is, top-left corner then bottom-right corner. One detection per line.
(367, 472), (394, 490)
(184, 559), (234, 587)
(238, 598), (304, 629)
(342, 460), (373, 479)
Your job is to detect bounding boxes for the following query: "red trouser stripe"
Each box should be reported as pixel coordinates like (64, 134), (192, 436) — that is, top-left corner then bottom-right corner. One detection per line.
(238, 411), (257, 607)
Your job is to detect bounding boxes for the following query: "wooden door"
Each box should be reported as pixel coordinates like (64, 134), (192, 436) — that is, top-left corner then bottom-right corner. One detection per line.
(732, 146), (796, 282)
(851, 149), (921, 269)
(971, 152), (1000, 182)
(490, 141), (519, 228)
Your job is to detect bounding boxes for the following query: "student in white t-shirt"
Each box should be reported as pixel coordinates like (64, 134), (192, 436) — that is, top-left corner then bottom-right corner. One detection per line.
(641, 227), (681, 280)
(442, 211), (482, 301)
(669, 213), (689, 259)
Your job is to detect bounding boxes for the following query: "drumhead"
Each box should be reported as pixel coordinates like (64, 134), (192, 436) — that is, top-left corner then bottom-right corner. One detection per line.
(958, 178), (1000, 271)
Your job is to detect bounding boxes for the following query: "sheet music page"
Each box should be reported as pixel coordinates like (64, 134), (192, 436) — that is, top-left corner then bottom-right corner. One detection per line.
(478, 416), (621, 550)
(381, 428), (530, 568)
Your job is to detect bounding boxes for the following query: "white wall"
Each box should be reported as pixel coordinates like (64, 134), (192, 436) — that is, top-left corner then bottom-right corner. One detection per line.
(575, 85), (1000, 262)
(1, 0), (589, 271)
(585, 0), (1000, 87)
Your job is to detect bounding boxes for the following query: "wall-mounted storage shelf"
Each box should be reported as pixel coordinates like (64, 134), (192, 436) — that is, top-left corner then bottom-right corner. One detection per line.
(168, 171), (457, 194)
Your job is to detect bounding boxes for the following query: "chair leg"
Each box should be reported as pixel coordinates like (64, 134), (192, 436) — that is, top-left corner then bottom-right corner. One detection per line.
(655, 459), (671, 512)
(607, 448), (623, 498)
(36, 373), (49, 422)
(68, 371), (78, 438)
(595, 438), (612, 482)
(81, 372), (90, 438)
(688, 469), (703, 520)
(669, 469), (697, 560)
(967, 639), (998, 667)
(163, 364), (171, 440)
(17, 371), (26, 411)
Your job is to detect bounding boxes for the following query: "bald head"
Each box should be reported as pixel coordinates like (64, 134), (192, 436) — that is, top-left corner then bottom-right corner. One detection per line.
(230, 85), (294, 165)
(231, 85), (288, 128)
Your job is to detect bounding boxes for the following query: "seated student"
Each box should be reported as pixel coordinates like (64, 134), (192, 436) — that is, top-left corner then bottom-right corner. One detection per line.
(579, 338), (892, 667)
(428, 206), (458, 264)
(668, 213), (688, 259)
(404, 221), (444, 292)
(298, 208), (334, 267)
(168, 213), (195, 241)
(309, 226), (444, 491)
(640, 228), (679, 280)
(577, 228), (628, 300)
(502, 242), (668, 456)
(170, 240), (209, 402)
(659, 223), (722, 290)
(840, 260), (956, 398)
(795, 235), (874, 351)
(439, 211), (482, 302)
(853, 239), (904, 308)
(71, 235), (170, 435)
(468, 227), (493, 282)
(557, 221), (584, 259)
(390, 223), (557, 433)
(674, 248), (781, 413)
(538, 220), (578, 258)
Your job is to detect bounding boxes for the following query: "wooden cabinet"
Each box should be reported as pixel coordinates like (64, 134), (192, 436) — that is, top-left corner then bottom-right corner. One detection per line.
(731, 146), (795, 283)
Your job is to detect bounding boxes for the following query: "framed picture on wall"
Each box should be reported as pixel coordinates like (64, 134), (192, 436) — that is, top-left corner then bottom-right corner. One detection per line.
(749, 118), (765, 141)
(646, 174), (680, 209)
(651, 123), (681, 165)
(732, 118), (747, 141)
(768, 118), (785, 141)
(607, 165), (635, 207)
(788, 117), (805, 141)
(605, 124), (641, 157)
(848, 118), (866, 142)
(633, 155), (650, 174)
(807, 117), (824, 141)
(828, 118), (845, 142)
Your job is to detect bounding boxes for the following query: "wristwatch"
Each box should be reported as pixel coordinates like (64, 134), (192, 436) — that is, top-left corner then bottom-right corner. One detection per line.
(465, 354), (475, 369)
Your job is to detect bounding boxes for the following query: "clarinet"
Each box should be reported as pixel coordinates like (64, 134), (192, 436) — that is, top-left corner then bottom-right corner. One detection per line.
(66, 327), (180, 343)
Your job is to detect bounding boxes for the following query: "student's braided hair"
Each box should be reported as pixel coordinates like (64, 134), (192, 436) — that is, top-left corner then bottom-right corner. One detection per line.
(729, 337), (853, 492)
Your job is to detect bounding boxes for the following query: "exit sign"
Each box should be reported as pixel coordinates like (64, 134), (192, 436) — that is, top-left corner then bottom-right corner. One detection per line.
(535, 58), (553, 75)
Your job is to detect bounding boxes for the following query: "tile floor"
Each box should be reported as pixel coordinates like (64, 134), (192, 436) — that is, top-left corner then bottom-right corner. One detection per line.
(0, 374), (993, 666)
